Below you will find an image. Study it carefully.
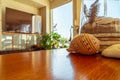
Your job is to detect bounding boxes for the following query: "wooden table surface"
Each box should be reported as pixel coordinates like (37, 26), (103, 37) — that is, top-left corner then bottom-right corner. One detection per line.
(0, 49), (120, 80)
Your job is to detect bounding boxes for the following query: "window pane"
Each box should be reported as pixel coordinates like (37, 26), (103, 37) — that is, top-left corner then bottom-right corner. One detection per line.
(107, 0), (120, 18)
(52, 2), (73, 39)
(83, 0), (104, 16)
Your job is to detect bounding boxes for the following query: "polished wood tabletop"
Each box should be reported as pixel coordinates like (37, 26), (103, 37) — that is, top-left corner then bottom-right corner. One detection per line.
(0, 49), (120, 80)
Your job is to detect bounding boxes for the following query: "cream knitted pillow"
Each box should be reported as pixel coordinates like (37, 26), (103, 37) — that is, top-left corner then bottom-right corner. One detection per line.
(102, 44), (120, 58)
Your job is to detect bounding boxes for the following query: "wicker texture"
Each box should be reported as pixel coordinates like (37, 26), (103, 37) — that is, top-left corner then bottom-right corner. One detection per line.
(67, 33), (100, 55)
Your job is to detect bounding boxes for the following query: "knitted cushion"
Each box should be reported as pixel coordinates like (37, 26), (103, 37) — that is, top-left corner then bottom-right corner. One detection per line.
(67, 33), (100, 55)
(102, 44), (120, 58)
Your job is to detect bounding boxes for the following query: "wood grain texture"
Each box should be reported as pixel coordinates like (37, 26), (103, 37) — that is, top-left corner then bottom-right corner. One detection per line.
(0, 49), (120, 80)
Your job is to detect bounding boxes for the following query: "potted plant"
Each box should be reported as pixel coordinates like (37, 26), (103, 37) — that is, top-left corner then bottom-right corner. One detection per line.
(39, 32), (68, 50)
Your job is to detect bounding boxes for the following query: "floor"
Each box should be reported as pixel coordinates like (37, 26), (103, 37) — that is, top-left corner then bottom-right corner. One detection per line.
(0, 49), (120, 80)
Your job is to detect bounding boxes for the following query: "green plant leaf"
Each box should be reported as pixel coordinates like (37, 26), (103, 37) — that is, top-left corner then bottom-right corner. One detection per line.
(39, 32), (69, 49)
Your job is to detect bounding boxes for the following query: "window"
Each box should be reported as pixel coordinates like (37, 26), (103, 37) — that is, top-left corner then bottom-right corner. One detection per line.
(81, 0), (120, 27)
(106, 0), (120, 18)
(51, 2), (73, 39)
(82, 0), (120, 19)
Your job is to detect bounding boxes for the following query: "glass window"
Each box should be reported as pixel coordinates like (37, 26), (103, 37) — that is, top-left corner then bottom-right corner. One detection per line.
(83, 0), (120, 18)
(83, 0), (104, 17)
(52, 2), (73, 39)
(107, 0), (120, 18)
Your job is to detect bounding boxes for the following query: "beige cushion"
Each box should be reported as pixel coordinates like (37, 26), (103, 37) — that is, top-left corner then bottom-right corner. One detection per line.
(102, 44), (120, 58)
